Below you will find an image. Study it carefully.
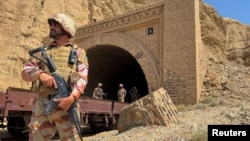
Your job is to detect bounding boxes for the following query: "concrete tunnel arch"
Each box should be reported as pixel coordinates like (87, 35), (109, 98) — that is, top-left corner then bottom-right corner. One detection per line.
(77, 33), (160, 102)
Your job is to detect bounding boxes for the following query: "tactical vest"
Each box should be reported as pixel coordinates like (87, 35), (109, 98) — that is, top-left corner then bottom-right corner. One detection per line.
(38, 45), (77, 94)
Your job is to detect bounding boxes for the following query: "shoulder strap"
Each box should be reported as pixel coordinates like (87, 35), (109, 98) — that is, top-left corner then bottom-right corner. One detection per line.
(68, 44), (77, 65)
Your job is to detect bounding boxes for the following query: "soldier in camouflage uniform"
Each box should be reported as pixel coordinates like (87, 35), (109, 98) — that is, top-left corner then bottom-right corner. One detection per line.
(92, 82), (104, 99)
(21, 13), (88, 141)
(129, 86), (140, 102)
(117, 84), (127, 102)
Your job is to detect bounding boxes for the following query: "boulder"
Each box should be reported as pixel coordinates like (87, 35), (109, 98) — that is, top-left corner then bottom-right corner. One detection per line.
(117, 87), (178, 133)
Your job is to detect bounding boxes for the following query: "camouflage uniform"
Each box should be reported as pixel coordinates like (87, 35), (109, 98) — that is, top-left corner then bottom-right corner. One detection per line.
(129, 86), (140, 102)
(93, 83), (104, 99)
(22, 14), (88, 141)
(29, 96), (81, 141)
(117, 84), (127, 102)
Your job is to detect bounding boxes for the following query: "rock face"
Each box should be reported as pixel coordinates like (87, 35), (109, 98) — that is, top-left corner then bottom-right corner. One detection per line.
(117, 87), (178, 133)
(0, 0), (160, 92)
(0, 0), (250, 106)
(199, 1), (250, 103)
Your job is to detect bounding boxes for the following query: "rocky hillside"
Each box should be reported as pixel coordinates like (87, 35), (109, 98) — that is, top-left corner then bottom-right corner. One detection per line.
(0, 0), (250, 140)
(0, 0), (250, 103)
(0, 0), (160, 92)
(199, 2), (250, 103)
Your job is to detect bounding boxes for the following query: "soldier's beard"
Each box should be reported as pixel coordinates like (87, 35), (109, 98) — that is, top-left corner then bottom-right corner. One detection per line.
(49, 30), (57, 39)
(49, 30), (67, 39)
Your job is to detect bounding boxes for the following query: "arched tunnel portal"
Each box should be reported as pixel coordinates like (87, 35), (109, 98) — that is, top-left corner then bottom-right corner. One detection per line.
(84, 45), (148, 102)
(77, 33), (160, 103)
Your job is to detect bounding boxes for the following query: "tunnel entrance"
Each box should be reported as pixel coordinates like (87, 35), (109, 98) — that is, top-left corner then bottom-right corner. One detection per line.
(84, 45), (148, 102)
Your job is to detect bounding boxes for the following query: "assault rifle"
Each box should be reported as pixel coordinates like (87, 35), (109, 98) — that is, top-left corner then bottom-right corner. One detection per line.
(29, 46), (83, 141)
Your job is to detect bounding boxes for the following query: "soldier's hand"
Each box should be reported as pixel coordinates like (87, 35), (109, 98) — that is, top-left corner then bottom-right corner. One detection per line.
(39, 72), (57, 88)
(54, 95), (75, 111)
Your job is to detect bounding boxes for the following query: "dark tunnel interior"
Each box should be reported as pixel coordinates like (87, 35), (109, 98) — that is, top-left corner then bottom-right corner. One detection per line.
(84, 45), (148, 103)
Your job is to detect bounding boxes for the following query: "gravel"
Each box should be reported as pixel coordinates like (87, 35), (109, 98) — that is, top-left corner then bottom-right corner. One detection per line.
(83, 102), (250, 141)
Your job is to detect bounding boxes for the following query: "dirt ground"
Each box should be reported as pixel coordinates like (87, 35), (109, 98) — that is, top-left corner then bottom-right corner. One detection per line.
(1, 96), (249, 141)
(82, 105), (250, 141)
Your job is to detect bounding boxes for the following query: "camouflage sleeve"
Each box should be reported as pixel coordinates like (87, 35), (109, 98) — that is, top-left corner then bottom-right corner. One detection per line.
(21, 58), (43, 82)
(71, 47), (89, 95)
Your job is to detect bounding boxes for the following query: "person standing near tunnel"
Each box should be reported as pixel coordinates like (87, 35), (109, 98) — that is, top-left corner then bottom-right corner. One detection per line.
(93, 82), (105, 99)
(21, 13), (88, 141)
(117, 84), (127, 102)
(129, 86), (140, 102)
